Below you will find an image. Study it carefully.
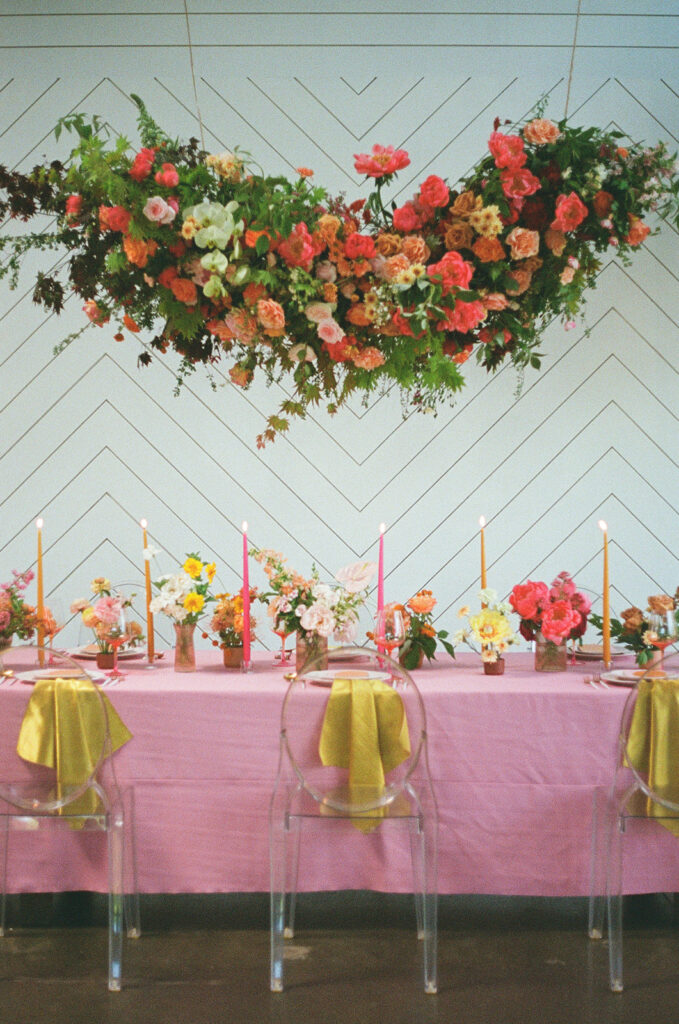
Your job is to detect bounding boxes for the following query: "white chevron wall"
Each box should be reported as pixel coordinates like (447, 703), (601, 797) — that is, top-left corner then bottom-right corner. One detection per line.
(1, 1), (678, 652)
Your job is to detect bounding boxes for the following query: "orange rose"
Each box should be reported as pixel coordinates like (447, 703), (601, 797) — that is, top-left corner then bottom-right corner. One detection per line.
(401, 235), (430, 264)
(523, 118), (560, 146)
(345, 304), (372, 327)
(473, 237), (505, 263)
(544, 227), (567, 256)
(621, 606), (645, 632)
(647, 594), (675, 614)
(449, 191), (481, 219)
(506, 227), (540, 260)
(375, 233), (402, 257)
(444, 220), (474, 251)
(256, 298), (286, 337)
(123, 235), (157, 268)
(383, 254), (411, 281)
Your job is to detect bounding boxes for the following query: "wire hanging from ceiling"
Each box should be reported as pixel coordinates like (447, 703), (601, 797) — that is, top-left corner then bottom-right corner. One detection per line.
(564, 0), (583, 120)
(183, 0), (206, 151)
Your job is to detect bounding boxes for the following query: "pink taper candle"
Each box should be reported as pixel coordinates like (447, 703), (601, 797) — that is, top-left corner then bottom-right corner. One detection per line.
(36, 518), (44, 664)
(140, 519), (155, 663)
(377, 523), (386, 614)
(479, 516), (487, 591)
(598, 520), (611, 667)
(242, 522), (251, 666)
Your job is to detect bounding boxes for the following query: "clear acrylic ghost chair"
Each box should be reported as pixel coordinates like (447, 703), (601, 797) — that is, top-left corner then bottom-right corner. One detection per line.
(589, 645), (679, 992)
(269, 644), (438, 994)
(0, 645), (140, 991)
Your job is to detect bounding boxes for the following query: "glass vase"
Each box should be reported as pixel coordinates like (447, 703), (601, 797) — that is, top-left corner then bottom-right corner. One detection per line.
(174, 621), (197, 673)
(295, 632), (328, 673)
(534, 632), (568, 672)
(222, 645), (243, 669)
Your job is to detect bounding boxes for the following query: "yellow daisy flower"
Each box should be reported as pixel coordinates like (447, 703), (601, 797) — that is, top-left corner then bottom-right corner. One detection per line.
(183, 592), (205, 614)
(183, 557), (203, 579)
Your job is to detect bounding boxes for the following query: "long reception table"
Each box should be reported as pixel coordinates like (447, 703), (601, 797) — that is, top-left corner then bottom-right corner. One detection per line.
(1, 650), (678, 897)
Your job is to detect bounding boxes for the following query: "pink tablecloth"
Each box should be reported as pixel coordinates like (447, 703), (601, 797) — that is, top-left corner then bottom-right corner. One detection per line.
(1, 649), (678, 896)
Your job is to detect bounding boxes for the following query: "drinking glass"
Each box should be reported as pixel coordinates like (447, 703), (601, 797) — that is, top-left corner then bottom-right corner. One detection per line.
(273, 619), (294, 666)
(647, 610), (679, 670)
(373, 607), (407, 659)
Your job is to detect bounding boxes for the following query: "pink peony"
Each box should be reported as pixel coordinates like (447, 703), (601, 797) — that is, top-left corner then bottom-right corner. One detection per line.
(551, 191), (589, 232)
(488, 131), (527, 170)
(92, 595), (123, 626)
(277, 222), (316, 271)
(509, 581), (549, 622)
(354, 144), (410, 179)
(419, 174), (450, 208)
(154, 162), (179, 188)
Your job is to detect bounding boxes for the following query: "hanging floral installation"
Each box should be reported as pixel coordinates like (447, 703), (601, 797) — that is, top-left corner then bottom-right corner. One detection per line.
(1, 97), (677, 445)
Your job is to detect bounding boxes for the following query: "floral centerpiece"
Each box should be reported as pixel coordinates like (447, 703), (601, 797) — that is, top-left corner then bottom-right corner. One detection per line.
(453, 589), (519, 672)
(250, 547), (375, 668)
(205, 587), (262, 667)
(509, 571), (591, 671)
(70, 576), (144, 664)
(1, 98), (677, 445)
(590, 590), (679, 667)
(385, 590), (455, 670)
(150, 554), (216, 671)
(0, 569), (37, 649)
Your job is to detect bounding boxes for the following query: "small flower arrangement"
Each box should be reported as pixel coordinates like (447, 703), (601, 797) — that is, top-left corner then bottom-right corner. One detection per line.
(70, 577), (144, 652)
(454, 589), (519, 663)
(150, 554), (216, 624)
(590, 590), (679, 666)
(394, 590), (455, 670)
(509, 571), (591, 645)
(206, 588), (260, 650)
(250, 547), (375, 642)
(0, 570), (37, 645)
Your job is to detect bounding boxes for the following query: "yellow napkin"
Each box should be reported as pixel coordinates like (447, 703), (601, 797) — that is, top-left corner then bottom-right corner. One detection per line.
(318, 676), (410, 832)
(626, 676), (679, 836)
(16, 677), (133, 819)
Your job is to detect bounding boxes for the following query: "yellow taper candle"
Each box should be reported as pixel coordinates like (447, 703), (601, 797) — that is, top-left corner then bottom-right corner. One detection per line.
(479, 516), (487, 591)
(140, 519), (155, 663)
(598, 520), (611, 667)
(36, 518), (44, 664)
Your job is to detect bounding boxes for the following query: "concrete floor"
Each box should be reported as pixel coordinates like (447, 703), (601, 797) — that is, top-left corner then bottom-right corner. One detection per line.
(0, 892), (677, 1024)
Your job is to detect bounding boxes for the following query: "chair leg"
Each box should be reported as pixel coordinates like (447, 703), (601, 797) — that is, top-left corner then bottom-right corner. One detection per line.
(107, 809), (125, 992)
(285, 819), (301, 939)
(588, 787), (609, 940)
(269, 800), (289, 992)
(420, 812), (438, 995)
(0, 816), (8, 937)
(122, 787), (140, 939)
(607, 816), (625, 993)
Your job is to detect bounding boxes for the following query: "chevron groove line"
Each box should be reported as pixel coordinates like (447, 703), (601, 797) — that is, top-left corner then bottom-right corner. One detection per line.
(293, 75), (426, 142)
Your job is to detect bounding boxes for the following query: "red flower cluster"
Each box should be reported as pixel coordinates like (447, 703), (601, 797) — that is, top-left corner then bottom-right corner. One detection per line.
(509, 572), (591, 645)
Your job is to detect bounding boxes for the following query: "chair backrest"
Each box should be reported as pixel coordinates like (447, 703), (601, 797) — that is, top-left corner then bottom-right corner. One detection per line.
(619, 644), (679, 813)
(280, 644), (428, 813)
(0, 644), (112, 814)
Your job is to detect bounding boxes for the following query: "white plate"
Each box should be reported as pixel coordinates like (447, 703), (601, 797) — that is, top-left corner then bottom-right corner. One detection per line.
(305, 669), (392, 687)
(14, 668), (106, 686)
(67, 645), (146, 661)
(600, 669), (667, 687)
(574, 644), (627, 661)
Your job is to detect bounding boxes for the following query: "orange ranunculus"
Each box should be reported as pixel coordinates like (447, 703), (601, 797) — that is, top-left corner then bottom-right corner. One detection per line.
(170, 277), (198, 305)
(408, 590), (437, 616)
(123, 235), (157, 268)
(345, 304), (372, 327)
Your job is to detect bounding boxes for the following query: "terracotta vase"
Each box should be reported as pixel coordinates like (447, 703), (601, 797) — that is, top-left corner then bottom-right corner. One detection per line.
(484, 657), (505, 676)
(96, 650), (115, 670)
(295, 632), (328, 673)
(0, 635), (11, 672)
(399, 645), (425, 670)
(174, 621), (197, 673)
(534, 632), (568, 672)
(222, 646), (243, 669)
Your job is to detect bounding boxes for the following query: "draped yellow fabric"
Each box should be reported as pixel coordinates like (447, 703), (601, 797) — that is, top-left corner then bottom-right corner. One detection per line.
(16, 677), (133, 818)
(318, 677), (410, 831)
(626, 676), (679, 836)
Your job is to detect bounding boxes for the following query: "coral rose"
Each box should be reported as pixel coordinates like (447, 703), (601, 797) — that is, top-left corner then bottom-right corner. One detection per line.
(401, 235), (429, 264)
(407, 590), (436, 615)
(488, 131), (527, 170)
(472, 236), (505, 263)
(419, 174), (449, 208)
(438, 299), (486, 334)
(551, 191), (589, 232)
(427, 250), (474, 293)
(256, 298), (286, 337)
(392, 202), (422, 233)
(506, 227), (540, 260)
(500, 167), (541, 199)
(99, 204), (131, 233)
(523, 118), (560, 146)
(624, 215), (651, 246)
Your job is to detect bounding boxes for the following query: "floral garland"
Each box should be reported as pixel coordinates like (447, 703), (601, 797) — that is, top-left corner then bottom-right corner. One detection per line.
(1, 97), (677, 445)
